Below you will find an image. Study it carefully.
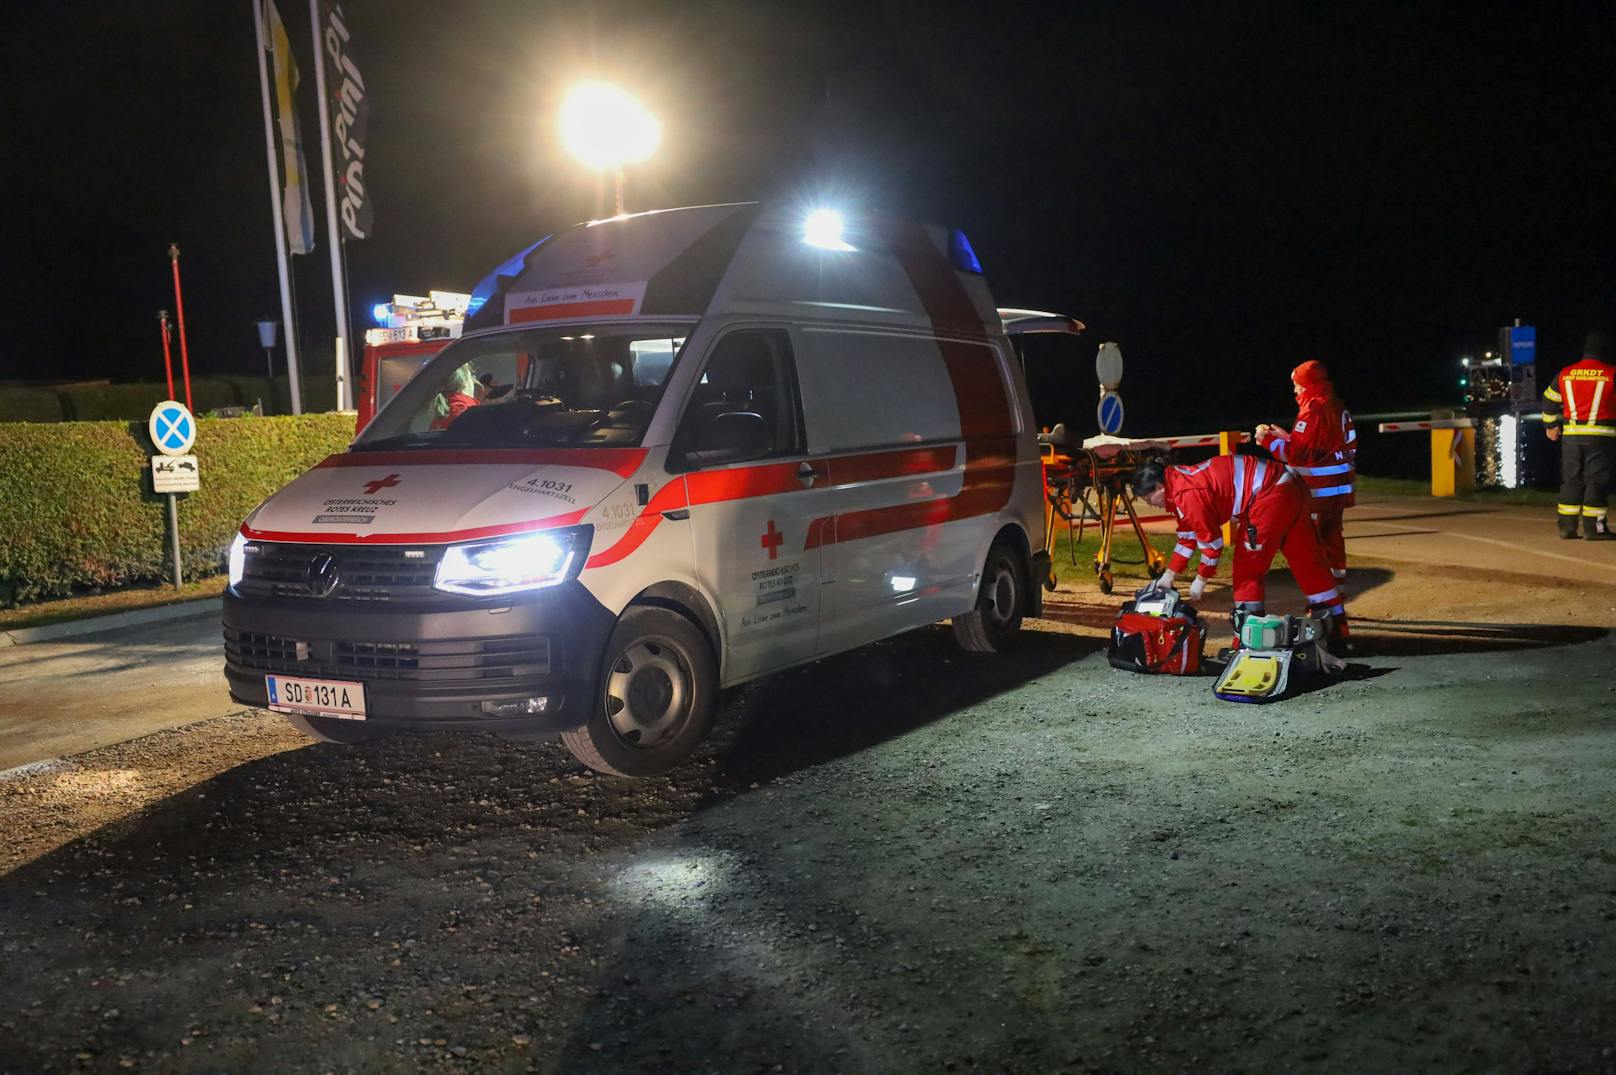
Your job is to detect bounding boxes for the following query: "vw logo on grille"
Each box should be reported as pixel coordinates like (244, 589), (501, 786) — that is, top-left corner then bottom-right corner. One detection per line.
(305, 553), (341, 598)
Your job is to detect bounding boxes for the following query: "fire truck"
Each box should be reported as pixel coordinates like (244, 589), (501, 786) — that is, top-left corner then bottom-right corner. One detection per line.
(356, 291), (470, 432)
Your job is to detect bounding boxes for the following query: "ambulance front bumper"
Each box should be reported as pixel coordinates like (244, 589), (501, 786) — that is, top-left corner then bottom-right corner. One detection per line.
(221, 583), (616, 736)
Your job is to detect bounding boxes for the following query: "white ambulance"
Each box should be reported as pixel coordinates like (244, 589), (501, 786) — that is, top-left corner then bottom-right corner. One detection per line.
(224, 204), (1054, 776)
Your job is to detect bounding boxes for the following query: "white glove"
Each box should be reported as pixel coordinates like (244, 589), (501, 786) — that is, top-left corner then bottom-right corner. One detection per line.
(1188, 576), (1207, 600)
(1152, 569), (1176, 592)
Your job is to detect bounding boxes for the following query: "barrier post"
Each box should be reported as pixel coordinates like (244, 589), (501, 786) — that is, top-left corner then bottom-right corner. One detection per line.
(1219, 430), (1241, 547)
(1430, 428), (1476, 497)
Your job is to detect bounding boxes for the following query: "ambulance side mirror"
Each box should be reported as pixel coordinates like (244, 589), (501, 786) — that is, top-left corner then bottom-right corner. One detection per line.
(681, 410), (771, 467)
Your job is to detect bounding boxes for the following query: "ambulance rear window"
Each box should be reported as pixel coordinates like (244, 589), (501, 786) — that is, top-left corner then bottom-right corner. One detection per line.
(356, 324), (689, 450)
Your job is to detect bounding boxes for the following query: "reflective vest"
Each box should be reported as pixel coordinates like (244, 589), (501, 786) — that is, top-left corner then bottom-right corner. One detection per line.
(1257, 390), (1356, 504)
(1542, 357), (1616, 436)
(1164, 454), (1291, 580)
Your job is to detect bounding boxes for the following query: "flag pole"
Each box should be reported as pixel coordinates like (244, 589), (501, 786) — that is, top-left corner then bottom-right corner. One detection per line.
(252, 0), (304, 415)
(309, 0), (353, 412)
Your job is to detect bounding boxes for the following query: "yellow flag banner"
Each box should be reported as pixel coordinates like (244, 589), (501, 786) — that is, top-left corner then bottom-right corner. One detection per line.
(266, 0), (315, 255)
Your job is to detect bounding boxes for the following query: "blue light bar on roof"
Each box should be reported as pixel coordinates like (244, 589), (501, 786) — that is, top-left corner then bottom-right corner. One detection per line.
(949, 228), (983, 274)
(466, 236), (552, 317)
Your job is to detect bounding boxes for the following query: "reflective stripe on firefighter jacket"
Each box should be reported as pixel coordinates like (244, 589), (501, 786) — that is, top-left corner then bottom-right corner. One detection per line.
(1257, 389), (1357, 504)
(1542, 357), (1616, 437)
(1163, 454), (1290, 581)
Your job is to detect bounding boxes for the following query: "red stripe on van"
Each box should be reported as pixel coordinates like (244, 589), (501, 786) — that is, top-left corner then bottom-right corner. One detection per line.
(584, 481), (689, 569)
(827, 444), (957, 485)
(318, 448), (648, 479)
(241, 508), (590, 546)
(507, 298), (637, 322)
(581, 444), (963, 568)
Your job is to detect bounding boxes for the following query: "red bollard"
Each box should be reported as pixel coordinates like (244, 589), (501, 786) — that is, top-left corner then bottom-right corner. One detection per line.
(158, 310), (175, 401)
(168, 244), (193, 410)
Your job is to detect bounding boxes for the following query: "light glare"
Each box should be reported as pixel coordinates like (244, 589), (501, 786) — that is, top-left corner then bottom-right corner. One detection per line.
(804, 209), (854, 251)
(435, 531), (579, 595)
(559, 81), (661, 170)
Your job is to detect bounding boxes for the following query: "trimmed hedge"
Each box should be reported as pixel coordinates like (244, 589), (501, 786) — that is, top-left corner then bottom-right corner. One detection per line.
(0, 375), (339, 423)
(0, 413), (355, 607)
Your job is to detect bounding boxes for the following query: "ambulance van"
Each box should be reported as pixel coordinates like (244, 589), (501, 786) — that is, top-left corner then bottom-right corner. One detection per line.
(224, 203), (1052, 776)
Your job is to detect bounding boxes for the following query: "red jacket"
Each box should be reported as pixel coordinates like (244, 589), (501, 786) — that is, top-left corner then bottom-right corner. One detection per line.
(1257, 388), (1356, 506)
(1164, 454), (1290, 580)
(1542, 357), (1616, 436)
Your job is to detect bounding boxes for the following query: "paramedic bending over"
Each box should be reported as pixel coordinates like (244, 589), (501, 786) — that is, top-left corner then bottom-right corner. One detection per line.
(1131, 456), (1351, 650)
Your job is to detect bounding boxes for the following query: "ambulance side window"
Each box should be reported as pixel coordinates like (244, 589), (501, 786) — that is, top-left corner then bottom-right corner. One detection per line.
(672, 329), (804, 468)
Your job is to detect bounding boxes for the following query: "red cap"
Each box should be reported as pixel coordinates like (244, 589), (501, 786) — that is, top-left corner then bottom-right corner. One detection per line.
(1291, 360), (1331, 389)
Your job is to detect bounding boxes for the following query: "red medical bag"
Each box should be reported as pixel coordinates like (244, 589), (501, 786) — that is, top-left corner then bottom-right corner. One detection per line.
(1107, 587), (1207, 675)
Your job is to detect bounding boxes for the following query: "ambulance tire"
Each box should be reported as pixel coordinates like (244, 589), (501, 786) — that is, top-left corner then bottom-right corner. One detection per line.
(953, 542), (1026, 653)
(561, 605), (718, 778)
(283, 713), (391, 745)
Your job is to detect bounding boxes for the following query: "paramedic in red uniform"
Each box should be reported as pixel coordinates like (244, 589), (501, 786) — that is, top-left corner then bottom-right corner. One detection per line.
(1132, 454), (1350, 647)
(1542, 332), (1616, 540)
(1255, 360), (1356, 584)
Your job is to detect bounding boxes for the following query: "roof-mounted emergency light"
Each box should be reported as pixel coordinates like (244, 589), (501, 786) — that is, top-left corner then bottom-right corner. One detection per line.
(950, 228), (983, 274)
(372, 303), (391, 326)
(804, 209), (854, 252)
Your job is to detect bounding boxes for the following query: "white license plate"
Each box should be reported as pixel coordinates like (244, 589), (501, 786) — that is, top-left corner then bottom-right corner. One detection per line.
(265, 675), (367, 720)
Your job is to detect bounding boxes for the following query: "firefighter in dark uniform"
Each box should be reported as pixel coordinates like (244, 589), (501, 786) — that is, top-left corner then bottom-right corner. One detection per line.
(1542, 332), (1616, 539)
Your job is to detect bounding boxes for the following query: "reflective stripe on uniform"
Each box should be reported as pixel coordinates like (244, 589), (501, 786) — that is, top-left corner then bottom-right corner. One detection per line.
(1543, 385), (1564, 403)
(1559, 504), (1583, 515)
(1270, 436), (1289, 461)
(1565, 376), (1580, 421)
(1563, 422), (1616, 436)
(1311, 484), (1354, 497)
(1584, 506), (1610, 518)
(1292, 462), (1353, 476)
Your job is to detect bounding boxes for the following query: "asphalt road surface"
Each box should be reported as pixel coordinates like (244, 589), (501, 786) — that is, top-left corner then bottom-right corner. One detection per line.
(0, 610), (230, 772)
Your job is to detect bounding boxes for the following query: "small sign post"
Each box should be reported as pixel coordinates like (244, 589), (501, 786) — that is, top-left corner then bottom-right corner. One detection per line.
(148, 401), (198, 589)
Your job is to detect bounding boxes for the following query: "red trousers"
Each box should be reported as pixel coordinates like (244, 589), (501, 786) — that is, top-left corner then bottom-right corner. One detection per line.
(1310, 496), (1348, 578)
(1232, 480), (1346, 617)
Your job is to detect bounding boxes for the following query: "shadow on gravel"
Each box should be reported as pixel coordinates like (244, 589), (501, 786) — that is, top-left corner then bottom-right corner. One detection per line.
(704, 627), (1102, 790)
(1351, 618), (1609, 657)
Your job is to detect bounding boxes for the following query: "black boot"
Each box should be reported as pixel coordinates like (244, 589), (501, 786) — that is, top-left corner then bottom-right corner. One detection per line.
(1585, 514), (1616, 541)
(1560, 516), (1582, 539)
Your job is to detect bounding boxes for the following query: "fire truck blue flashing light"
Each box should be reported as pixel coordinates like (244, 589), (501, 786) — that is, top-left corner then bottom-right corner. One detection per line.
(372, 303), (391, 326)
(950, 228), (983, 274)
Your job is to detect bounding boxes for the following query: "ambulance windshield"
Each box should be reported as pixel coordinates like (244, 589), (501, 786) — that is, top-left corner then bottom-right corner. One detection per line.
(356, 324), (688, 450)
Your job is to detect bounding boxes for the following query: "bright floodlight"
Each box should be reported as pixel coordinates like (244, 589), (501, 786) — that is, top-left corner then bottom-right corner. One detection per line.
(559, 81), (661, 170)
(804, 208), (854, 251)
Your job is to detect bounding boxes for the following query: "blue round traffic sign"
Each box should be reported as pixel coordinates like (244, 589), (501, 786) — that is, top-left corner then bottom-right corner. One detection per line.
(1097, 391), (1124, 435)
(148, 401), (196, 456)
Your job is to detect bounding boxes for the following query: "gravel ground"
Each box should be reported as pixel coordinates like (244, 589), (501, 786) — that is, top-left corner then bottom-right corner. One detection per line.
(2, 567), (1615, 1074)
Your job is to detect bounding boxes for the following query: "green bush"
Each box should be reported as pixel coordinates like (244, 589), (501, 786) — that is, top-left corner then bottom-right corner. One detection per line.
(0, 413), (355, 607)
(0, 388), (66, 423)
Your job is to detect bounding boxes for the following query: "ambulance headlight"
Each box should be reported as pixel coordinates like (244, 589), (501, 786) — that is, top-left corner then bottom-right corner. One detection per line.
(434, 527), (590, 596)
(227, 532), (251, 589)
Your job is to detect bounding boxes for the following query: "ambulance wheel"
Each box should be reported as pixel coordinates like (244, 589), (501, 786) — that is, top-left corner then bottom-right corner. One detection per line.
(282, 713), (390, 745)
(561, 606), (717, 778)
(953, 542), (1026, 653)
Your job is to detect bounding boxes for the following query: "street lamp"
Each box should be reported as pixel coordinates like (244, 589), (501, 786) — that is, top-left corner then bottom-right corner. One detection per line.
(255, 316), (279, 378)
(558, 80), (661, 215)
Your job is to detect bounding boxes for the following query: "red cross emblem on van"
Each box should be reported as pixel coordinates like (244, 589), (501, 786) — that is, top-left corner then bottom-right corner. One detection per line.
(363, 474), (402, 495)
(760, 520), (784, 560)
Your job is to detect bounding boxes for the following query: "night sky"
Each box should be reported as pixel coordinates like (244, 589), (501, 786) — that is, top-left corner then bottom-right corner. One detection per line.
(7, 1), (1616, 439)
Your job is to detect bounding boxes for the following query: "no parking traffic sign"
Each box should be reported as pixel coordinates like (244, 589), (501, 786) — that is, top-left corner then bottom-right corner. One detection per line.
(148, 400), (196, 457)
(1097, 390), (1125, 435)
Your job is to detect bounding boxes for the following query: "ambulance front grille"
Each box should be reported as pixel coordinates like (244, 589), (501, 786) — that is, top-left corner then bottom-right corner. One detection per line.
(224, 629), (551, 682)
(237, 543), (445, 603)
